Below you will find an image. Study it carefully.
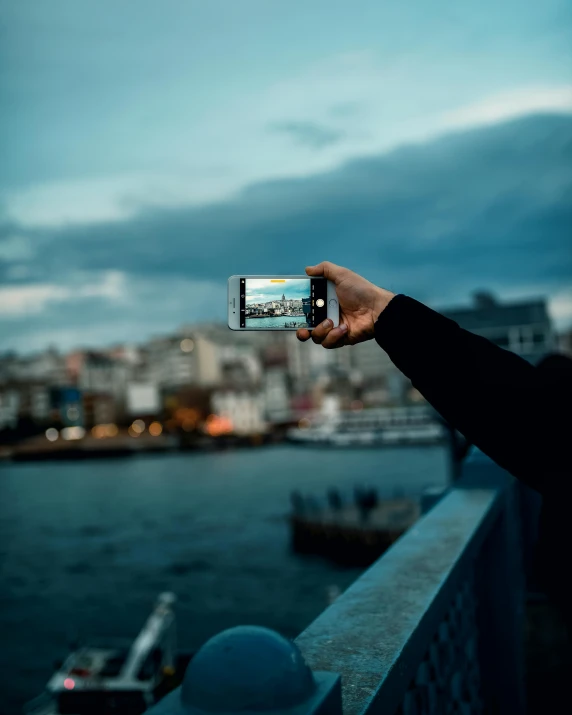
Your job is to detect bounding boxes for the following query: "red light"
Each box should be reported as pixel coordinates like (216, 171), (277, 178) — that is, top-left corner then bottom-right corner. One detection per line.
(63, 678), (75, 690)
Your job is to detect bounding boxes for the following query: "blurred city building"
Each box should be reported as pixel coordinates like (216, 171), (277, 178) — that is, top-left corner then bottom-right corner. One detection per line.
(0, 291), (562, 445)
(441, 291), (554, 363)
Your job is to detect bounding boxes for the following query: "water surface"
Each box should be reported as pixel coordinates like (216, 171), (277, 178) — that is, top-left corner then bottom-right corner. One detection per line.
(0, 445), (449, 713)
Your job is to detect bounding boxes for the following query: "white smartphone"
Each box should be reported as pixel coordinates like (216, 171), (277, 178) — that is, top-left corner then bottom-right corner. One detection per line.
(228, 275), (339, 331)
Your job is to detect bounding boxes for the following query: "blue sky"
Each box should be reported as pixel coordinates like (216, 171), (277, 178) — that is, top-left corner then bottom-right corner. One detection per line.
(0, 1), (571, 350)
(245, 279), (310, 304)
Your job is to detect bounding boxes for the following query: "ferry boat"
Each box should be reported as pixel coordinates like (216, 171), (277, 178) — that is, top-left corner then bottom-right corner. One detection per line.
(24, 593), (188, 715)
(287, 406), (447, 447)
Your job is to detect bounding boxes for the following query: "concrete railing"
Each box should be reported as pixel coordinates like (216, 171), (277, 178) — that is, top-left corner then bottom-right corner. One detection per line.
(149, 450), (527, 715)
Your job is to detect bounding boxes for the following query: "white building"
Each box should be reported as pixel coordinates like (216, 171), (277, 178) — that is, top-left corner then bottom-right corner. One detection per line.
(142, 333), (221, 389)
(0, 390), (20, 430)
(73, 352), (131, 397)
(263, 368), (291, 423)
(0, 349), (66, 386)
(211, 391), (266, 435)
(29, 385), (52, 421)
(217, 344), (262, 386)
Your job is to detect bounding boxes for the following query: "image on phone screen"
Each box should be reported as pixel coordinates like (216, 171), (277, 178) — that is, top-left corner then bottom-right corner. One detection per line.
(240, 278), (328, 329)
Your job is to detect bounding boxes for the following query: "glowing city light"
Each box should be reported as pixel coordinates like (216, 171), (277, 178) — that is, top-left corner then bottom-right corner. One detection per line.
(61, 426), (86, 441)
(180, 338), (194, 353)
(106, 423), (119, 437)
(63, 678), (75, 690)
(91, 423), (119, 439)
(204, 414), (233, 437)
(131, 419), (145, 434)
(149, 421), (163, 437)
(182, 418), (195, 432)
(45, 427), (59, 442)
(66, 406), (80, 421)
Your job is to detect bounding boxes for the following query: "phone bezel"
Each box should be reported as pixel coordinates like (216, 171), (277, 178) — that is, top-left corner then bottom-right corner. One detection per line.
(227, 275), (339, 330)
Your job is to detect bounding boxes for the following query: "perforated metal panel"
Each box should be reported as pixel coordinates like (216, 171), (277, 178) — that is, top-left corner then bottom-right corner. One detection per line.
(396, 577), (482, 715)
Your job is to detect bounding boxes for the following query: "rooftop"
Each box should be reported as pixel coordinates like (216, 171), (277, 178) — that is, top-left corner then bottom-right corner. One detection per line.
(440, 292), (550, 331)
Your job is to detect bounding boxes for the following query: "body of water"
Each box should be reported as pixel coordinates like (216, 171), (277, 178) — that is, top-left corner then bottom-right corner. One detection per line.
(0, 445), (449, 713)
(245, 316), (308, 328)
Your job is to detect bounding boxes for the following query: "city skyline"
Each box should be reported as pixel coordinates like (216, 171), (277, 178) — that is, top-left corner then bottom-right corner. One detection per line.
(245, 279), (311, 305)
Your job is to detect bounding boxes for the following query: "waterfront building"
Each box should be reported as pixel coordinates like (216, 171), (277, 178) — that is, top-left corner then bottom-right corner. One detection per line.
(263, 368), (291, 424)
(0, 348), (67, 386)
(142, 333), (221, 389)
(210, 390), (266, 435)
(0, 389), (20, 430)
(440, 291), (554, 363)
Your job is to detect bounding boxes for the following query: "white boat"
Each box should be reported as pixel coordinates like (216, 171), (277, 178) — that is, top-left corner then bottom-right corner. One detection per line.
(24, 593), (180, 715)
(287, 407), (447, 447)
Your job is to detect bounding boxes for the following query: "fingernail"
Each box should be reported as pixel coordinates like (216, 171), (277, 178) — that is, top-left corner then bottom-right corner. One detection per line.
(322, 319), (332, 328)
(338, 323), (348, 333)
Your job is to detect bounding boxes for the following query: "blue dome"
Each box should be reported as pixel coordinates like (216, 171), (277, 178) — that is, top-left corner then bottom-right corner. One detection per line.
(181, 625), (316, 711)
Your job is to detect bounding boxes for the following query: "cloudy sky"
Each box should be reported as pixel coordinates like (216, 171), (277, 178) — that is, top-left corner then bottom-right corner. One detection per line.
(1, 0), (571, 351)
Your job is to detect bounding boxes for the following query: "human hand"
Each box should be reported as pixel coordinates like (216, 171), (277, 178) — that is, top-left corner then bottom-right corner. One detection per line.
(296, 262), (395, 348)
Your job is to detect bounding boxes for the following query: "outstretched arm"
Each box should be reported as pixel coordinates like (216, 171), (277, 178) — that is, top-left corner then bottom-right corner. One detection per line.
(297, 262), (569, 495)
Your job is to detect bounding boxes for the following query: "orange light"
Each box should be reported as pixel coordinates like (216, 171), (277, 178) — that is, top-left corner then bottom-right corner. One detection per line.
(106, 423), (118, 437)
(92, 423), (119, 439)
(204, 414), (233, 437)
(63, 678), (75, 690)
(128, 426), (140, 438)
(175, 408), (199, 424)
(149, 421), (163, 437)
(270, 279), (286, 282)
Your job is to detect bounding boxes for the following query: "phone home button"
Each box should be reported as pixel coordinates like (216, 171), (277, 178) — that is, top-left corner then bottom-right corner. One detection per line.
(329, 299), (338, 307)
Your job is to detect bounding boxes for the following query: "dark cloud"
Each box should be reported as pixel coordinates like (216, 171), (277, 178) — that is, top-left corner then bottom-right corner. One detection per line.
(2, 112), (571, 349)
(268, 121), (344, 148)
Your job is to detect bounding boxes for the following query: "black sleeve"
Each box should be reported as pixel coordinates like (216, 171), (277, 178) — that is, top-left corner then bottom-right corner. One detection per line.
(374, 294), (569, 496)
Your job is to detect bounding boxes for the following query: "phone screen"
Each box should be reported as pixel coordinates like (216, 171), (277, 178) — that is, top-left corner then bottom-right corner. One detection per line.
(240, 277), (328, 329)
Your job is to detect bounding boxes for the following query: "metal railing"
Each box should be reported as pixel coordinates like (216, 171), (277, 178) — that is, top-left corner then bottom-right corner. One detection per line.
(148, 450), (527, 715)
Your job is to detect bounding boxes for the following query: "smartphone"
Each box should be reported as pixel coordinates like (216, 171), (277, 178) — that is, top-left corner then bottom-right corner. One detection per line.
(228, 275), (339, 330)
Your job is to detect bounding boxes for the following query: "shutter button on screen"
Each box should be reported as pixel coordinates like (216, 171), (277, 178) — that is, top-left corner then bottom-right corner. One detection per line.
(316, 298), (325, 307)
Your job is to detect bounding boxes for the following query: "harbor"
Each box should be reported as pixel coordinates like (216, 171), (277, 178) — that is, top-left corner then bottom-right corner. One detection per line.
(0, 406), (448, 463)
(0, 445), (450, 714)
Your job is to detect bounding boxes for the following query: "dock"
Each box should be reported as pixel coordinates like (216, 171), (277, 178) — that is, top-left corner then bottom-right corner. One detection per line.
(289, 490), (420, 566)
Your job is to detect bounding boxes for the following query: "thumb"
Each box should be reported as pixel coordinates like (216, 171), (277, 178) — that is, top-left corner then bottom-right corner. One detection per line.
(305, 261), (343, 282)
